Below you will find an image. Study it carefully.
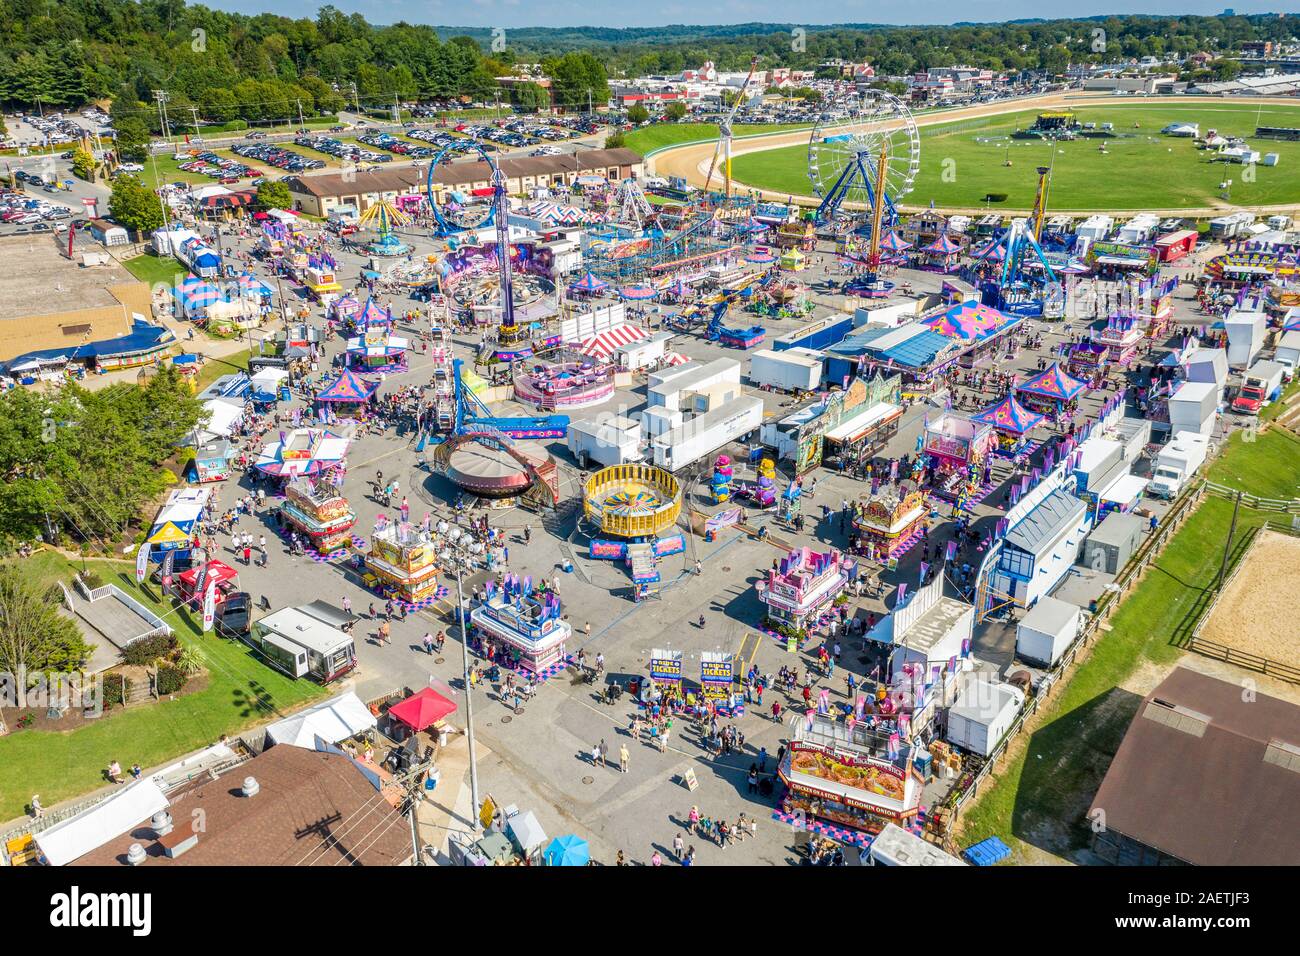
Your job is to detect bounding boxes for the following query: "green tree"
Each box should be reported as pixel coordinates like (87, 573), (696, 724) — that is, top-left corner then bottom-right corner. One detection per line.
(71, 146), (95, 181)
(664, 101), (687, 122)
(256, 179), (293, 210)
(108, 174), (165, 236)
(604, 130), (626, 149)
(546, 51), (609, 113)
(626, 103), (650, 125)
(112, 116), (150, 163)
(0, 564), (93, 675)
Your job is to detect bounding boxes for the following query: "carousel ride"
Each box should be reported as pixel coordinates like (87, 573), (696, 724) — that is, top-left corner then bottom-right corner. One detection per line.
(809, 90), (920, 297)
(512, 352), (618, 411)
(358, 197), (412, 257)
(582, 463), (686, 599)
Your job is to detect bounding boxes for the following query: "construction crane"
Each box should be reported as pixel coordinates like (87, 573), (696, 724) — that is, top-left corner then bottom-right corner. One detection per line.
(704, 56), (760, 199)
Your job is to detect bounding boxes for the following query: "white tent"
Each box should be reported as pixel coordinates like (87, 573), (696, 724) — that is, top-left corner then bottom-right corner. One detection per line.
(263, 691), (376, 749)
(35, 779), (169, 866)
(194, 399), (244, 445)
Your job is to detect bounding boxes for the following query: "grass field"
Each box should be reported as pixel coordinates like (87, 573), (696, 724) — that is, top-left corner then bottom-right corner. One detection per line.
(0, 552), (325, 820)
(121, 253), (185, 287)
(730, 103), (1300, 210)
(624, 122), (813, 156)
(955, 427), (1300, 862)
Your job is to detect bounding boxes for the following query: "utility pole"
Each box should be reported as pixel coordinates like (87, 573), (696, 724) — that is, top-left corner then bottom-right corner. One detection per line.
(393, 94), (400, 125)
(1215, 489), (1242, 593)
(152, 89), (171, 143)
(297, 98), (306, 131)
(350, 81), (361, 115)
(188, 106), (202, 143)
(587, 87), (593, 116)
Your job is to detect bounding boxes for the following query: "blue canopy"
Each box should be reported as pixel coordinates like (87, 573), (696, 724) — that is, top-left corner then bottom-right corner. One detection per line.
(543, 834), (589, 866)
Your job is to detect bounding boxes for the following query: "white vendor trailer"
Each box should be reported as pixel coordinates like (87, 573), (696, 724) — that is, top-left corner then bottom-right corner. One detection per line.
(652, 396), (763, 472)
(567, 415), (644, 468)
(747, 348), (823, 392)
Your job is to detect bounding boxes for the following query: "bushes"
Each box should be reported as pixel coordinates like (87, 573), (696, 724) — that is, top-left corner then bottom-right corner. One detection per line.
(123, 633), (178, 666)
(155, 665), (188, 696)
(103, 673), (130, 708)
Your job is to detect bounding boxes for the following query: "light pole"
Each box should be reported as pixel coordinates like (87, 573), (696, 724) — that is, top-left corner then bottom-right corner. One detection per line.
(437, 522), (484, 829)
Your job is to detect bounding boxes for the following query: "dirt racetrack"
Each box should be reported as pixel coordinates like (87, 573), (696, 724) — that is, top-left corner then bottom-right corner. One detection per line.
(648, 93), (1300, 216)
(1199, 529), (1300, 666)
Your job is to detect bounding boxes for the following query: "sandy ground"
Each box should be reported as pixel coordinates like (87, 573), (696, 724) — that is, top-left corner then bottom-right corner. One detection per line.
(1200, 529), (1300, 667)
(649, 93), (1300, 216)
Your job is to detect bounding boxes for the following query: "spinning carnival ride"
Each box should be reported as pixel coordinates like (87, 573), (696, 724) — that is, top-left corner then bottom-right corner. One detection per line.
(424, 141), (498, 236)
(583, 464), (686, 599)
(358, 198), (412, 256)
(809, 90), (920, 293)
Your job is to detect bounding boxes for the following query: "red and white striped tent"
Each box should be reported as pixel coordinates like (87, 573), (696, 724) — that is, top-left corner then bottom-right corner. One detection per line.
(661, 351), (690, 367)
(578, 323), (649, 361)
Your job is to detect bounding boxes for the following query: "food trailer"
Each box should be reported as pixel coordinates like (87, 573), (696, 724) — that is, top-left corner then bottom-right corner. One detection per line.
(469, 576), (571, 676)
(757, 547), (852, 632)
(250, 603), (357, 682)
(278, 477), (357, 552)
(922, 412), (995, 502)
(850, 490), (929, 563)
(362, 519), (440, 604)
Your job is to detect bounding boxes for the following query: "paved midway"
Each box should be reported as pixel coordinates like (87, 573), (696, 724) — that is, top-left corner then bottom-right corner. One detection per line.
(648, 92), (1300, 217)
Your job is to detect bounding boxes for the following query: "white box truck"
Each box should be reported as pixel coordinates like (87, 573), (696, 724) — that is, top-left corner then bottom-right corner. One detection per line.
(747, 348), (822, 392)
(1168, 380), (1219, 437)
(652, 396), (763, 472)
(1148, 431), (1209, 499)
(1275, 329), (1300, 381)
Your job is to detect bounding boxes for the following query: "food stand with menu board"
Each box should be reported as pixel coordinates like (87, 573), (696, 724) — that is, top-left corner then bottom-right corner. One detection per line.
(279, 477), (357, 552)
(363, 519), (440, 604)
(778, 730), (923, 842)
(757, 547), (852, 631)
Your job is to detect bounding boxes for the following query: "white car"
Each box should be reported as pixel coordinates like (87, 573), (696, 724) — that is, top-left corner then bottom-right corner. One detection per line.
(118, 162), (144, 172)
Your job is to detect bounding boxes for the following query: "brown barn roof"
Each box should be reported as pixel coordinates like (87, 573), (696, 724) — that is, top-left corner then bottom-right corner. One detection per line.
(72, 746), (413, 866)
(287, 147), (644, 200)
(1089, 667), (1300, 865)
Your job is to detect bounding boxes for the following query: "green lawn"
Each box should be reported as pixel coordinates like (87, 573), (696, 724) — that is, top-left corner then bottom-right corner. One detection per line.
(731, 102), (1300, 210)
(0, 553), (325, 820)
(956, 427), (1300, 861)
(121, 253), (186, 288)
(624, 122), (813, 156)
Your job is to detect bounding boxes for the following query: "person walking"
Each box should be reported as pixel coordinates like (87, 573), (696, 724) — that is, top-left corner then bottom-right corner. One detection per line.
(30, 794), (43, 819)
(747, 765), (759, 794)
(422, 632), (434, 655)
(672, 832), (685, 860)
(242, 542), (252, 565)
(590, 741), (603, 767)
(341, 595), (351, 616)
(619, 743), (630, 774)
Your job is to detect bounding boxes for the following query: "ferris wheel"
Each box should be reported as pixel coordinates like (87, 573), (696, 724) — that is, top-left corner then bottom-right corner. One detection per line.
(807, 90), (920, 225)
(425, 140), (498, 236)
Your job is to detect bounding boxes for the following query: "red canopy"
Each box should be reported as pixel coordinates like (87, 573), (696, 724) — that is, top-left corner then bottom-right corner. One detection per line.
(388, 687), (457, 731)
(179, 560), (239, 588)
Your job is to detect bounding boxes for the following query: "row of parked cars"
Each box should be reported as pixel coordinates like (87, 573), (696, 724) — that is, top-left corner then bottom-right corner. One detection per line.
(1, 187), (75, 231)
(356, 131), (438, 160)
(174, 149), (255, 183)
(403, 128), (489, 154)
(294, 134), (391, 165)
(230, 142), (325, 172)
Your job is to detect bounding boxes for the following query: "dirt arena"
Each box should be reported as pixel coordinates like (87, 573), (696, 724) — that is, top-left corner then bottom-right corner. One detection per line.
(1199, 529), (1300, 666)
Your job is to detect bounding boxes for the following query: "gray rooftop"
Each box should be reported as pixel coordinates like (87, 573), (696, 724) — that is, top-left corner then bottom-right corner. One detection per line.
(1005, 488), (1087, 555)
(1019, 594), (1082, 639)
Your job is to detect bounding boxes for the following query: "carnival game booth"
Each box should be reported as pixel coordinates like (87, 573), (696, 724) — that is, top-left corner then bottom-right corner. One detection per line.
(314, 368), (379, 422)
(278, 477), (357, 553)
(330, 293), (361, 328)
(922, 412), (996, 505)
(971, 393), (1045, 457)
(469, 575), (571, 677)
(346, 324), (409, 373)
(1066, 341), (1108, 380)
(916, 233), (963, 273)
(1014, 362), (1087, 421)
(757, 547), (853, 633)
(777, 715), (924, 846)
(850, 489), (929, 565)
(254, 428), (350, 482)
(1095, 313), (1143, 367)
(342, 296), (392, 337)
(192, 439), (233, 483)
(362, 518), (441, 605)
(512, 355), (617, 412)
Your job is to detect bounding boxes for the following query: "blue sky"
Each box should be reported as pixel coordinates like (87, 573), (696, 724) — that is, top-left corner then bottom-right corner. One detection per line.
(204, 2), (1280, 30)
